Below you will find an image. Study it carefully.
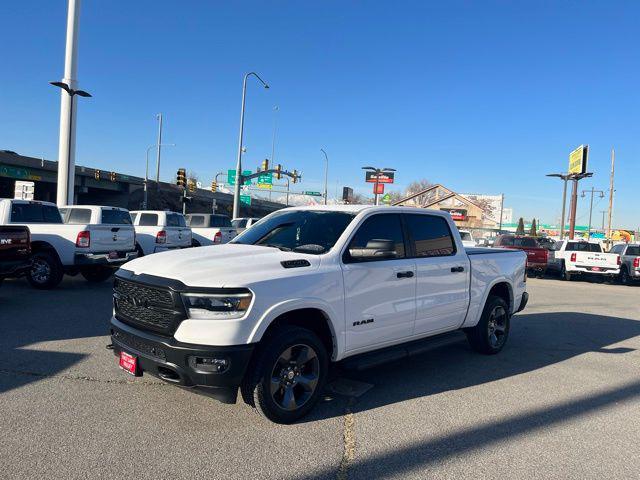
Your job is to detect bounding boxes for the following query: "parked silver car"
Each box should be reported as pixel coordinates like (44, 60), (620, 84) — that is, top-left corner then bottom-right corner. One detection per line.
(609, 243), (640, 285)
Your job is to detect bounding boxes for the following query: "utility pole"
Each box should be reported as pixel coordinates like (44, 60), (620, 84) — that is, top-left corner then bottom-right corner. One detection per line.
(600, 210), (606, 232)
(54, 0), (82, 206)
(498, 193), (504, 232)
(154, 113), (163, 190)
(321, 149), (329, 205)
(606, 148), (615, 245)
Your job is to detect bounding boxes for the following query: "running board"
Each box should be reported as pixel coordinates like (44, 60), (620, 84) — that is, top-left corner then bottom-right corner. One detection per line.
(340, 331), (466, 372)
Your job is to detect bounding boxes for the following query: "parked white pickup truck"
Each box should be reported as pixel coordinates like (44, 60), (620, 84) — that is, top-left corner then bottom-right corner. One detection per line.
(548, 239), (620, 281)
(110, 205), (528, 423)
(185, 213), (237, 246)
(130, 210), (192, 256)
(0, 199), (137, 288)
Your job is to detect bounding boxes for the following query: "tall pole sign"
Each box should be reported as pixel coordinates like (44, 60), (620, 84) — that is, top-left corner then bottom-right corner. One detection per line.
(567, 145), (590, 240)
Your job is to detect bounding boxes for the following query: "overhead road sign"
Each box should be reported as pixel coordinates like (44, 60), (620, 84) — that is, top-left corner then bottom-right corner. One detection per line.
(568, 145), (588, 175)
(240, 194), (251, 206)
(303, 191), (322, 196)
(228, 169), (252, 186)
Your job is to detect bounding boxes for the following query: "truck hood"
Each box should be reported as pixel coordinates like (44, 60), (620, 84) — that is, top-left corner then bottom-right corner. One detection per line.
(120, 243), (321, 287)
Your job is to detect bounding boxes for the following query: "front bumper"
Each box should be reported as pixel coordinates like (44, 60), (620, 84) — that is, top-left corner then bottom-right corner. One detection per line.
(110, 317), (255, 403)
(75, 250), (138, 266)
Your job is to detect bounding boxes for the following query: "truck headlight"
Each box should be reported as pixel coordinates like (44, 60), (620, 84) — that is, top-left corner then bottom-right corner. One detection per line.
(181, 291), (252, 320)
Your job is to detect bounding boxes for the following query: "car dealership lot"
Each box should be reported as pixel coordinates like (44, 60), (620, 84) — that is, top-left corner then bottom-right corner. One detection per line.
(1, 277), (639, 479)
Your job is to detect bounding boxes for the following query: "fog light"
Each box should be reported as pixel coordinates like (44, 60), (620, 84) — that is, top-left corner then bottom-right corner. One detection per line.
(190, 356), (230, 373)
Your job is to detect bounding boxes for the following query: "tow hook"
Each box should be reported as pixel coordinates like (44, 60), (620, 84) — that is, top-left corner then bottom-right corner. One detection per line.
(106, 344), (114, 350)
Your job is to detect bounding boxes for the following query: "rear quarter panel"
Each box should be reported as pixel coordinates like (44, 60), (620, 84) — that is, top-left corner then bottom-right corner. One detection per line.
(463, 249), (527, 328)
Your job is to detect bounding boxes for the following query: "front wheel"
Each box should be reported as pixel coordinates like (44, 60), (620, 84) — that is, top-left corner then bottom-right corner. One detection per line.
(465, 295), (511, 355)
(241, 326), (328, 424)
(81, 266), (114, 283)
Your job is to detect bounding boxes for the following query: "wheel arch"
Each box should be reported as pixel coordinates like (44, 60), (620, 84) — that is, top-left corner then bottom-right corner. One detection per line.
(30, 241), (62, 264)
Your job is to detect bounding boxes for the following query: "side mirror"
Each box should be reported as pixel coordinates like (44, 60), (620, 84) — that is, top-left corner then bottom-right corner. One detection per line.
(349, 239), (397, 260)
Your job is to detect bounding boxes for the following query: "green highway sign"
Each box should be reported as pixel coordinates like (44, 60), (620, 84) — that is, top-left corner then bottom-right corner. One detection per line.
(227, 169), (252, 186)
(240, 194), (251, 206)
(303, 191), (322, 196)
(257, 172), (273, 189)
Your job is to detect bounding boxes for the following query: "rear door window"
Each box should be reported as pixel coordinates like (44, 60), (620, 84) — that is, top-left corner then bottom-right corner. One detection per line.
(566, 242), (602, 252)
(626, 246), (640, 256)
(101, 209), (132, 225)
(10, 203), (62, 223)
(610, 244), (624, 255)
(187, 215), (205, 227)
(211, 216), (232, 228)
(406, 214), (456, 257)
(138, 213), (159, 226)
(66, 208), (92, 224)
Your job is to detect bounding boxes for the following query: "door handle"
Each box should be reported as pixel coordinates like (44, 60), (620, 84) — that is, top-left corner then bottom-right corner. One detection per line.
(451, 266), (465, 273)
(396, 271), (414, 278)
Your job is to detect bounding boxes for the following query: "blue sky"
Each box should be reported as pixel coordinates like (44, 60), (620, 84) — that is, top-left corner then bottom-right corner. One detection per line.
(1, 1), (638, 228)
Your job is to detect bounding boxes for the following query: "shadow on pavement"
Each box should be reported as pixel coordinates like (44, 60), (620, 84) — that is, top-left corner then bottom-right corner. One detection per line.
(0, 277), (114, 394)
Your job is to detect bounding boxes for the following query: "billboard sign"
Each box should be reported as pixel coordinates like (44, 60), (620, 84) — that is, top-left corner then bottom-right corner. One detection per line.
(568, 145), (588, 175)
(374, 183), (385, 194)
(442, 208), (467, 221)
(365, 171), (394, 184)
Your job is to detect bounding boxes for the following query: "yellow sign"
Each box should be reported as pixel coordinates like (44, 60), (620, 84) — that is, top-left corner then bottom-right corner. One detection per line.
(568, 145), (588, 174)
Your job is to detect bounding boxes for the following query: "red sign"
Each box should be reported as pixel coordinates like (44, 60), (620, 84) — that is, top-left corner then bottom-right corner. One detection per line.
(374, 183), (385, 194)
(365, 171), (395, 184)
(442, 208), (467, 221)
(119, 351), (138, 376)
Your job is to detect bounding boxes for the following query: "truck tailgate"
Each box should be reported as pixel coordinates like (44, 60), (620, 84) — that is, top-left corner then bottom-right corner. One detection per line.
(576, 252), (619, 268)
(89, 225), (135, 252)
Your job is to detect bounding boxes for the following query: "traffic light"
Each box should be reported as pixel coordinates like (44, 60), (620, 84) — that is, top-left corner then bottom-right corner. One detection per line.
(109, 171), (117, 182)
(275, 164), (282, 180)
(94, 169), (101, 180)
(176, 168), (186, 187)
(261, 159), (269, 172)
(188, 180), (196, 192)
(211, 180), (217, 193)
(292, 169), (298, 183)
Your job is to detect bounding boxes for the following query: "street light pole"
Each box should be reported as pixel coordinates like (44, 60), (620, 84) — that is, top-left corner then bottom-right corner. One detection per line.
(321, 149), (329, 205)
(154, 113), (163, 190)
(233, 72), (269, 219)
(144, 143), (175, 208)
(581, 187), (605, 240)
(50, 81), (91, 206)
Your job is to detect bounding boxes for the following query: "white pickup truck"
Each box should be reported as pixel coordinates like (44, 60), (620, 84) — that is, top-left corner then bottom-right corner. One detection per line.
(0, 199), (137, 288)
(130, 210), (192, 256)
(185, 213), (237, 246)
(548, 239), (620, 281)
(109, 205), (528, 423)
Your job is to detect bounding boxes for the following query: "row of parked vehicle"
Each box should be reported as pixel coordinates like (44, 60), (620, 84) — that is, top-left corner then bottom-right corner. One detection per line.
(487, 233), (640, 285)
(0, 198), (260, 289)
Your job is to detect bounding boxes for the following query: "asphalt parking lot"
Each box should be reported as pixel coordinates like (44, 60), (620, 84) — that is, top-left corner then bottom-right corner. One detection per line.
(1, 276), (639, 479)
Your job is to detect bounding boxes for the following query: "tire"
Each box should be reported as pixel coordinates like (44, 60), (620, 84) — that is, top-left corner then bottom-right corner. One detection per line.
(620, 267), (630, 286)
(561, 262), (572, 281)
(465, 295), (511, 355)
(27, 251), (64, 289)
(135, 244), (144, 258)
(191, 240), (201, 247)
(80, 266), (114, 283)
(241, 326), (328, 424)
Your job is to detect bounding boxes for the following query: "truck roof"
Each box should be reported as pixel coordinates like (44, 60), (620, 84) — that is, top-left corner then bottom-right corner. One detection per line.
(281, 204), (451, 217)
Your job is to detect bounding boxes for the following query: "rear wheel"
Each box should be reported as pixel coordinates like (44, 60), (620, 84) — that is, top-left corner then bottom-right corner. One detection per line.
(27, 251), (64, 289)
(620, 267), (630, 285)
(561, 262), (572, 281)
(135, 244), (144, 258)
(191, 239), (201, 247)
(466, 295), (510, 355)
(241, 326), (328, 424)
(81, 266), (114, 283)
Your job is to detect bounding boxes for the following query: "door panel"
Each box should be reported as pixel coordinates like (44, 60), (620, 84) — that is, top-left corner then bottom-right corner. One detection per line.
(404, 214), (470, 335)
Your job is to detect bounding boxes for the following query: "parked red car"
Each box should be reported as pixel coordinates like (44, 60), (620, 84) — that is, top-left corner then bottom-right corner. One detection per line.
(494, 235), (548, 277)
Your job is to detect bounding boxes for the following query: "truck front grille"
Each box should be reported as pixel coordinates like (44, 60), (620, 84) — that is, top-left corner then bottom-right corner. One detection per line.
(113, 278), (185, 335)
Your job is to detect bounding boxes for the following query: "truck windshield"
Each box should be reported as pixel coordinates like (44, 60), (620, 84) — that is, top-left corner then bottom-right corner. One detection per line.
(232, 210), (356, 254)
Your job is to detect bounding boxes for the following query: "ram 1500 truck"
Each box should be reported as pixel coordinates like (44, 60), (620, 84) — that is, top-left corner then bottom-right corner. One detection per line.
(109, 206), (528, 423)
(494, 235), (548, 277)
(609, 243), (640, 285)
(130, 210), (192, 255)
(0, 199), (137, 288)
(0, 225), (31, 286)
(548, 239), (620, 281)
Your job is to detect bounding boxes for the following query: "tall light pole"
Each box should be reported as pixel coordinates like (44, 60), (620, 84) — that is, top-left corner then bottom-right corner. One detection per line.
(144, 143), (175, 208)
(233, 72), (269, 219)
(52, 0), (84, 207)
(546, 173), (571, 239)
(269, 106), (279, 202)
(581, 187), (605, 240)
(320, 149), (329, 205)
(154, 113), (163, 190)
(362, 166), (395, 205)
(50, 81), (91, 206)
